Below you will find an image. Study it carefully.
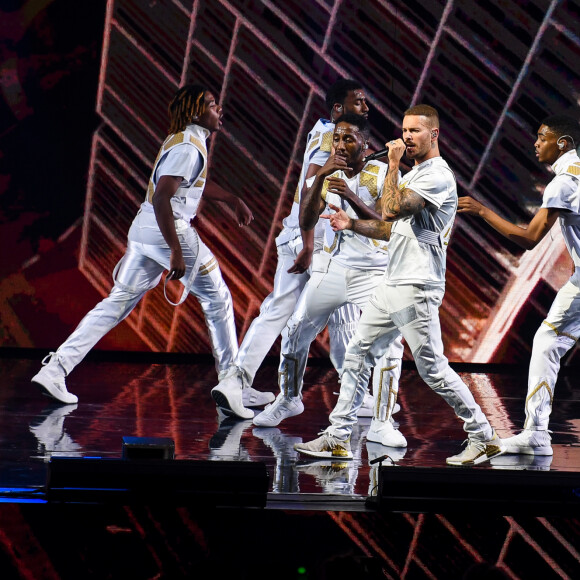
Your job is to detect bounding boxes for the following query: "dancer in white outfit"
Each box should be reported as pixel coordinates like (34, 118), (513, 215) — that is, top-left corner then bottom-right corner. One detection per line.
(253, 114), (405, 447)
(32, 85), (254, 419)
(458, 114), (580, 456)
(295, 105), (503, 465)
(216, 80), (402, 422)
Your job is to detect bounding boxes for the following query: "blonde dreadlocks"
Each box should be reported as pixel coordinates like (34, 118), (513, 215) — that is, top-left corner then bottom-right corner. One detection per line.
(168, 84), (208, 134)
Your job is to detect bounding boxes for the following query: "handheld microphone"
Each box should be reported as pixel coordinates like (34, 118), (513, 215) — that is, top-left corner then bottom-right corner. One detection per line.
(363, 147), (390, 163)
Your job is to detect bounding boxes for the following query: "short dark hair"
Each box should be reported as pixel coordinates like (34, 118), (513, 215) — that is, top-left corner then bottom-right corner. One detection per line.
(404, 104), (439, 128)
(334, 113), (370, 140)
(325, 79), (363, 111)
(541, 114), (580, 147)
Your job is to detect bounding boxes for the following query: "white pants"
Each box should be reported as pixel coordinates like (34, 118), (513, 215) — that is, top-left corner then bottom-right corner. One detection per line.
(327, 282), (493, 441)
(525, 278), (580, 430)
(52, 210), (238, 377)
(277, 257), (404, 410)
(236, 235), (361, 385)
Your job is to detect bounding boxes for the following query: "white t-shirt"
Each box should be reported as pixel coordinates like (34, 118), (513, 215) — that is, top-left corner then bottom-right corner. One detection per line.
(305, 161), (390, 271)
(542, 149), (580, 283)
(387, 156), (457, 287)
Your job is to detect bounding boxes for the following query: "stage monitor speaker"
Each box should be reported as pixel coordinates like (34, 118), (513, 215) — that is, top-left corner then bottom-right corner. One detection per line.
(122, 436), (175, 460)
(46, 457), (269, 508)
(369, 466), (580, 516)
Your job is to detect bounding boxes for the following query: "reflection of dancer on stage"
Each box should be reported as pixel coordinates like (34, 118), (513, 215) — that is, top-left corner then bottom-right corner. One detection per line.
(459, 115), (580, 457)
(295, 105), (503, 466)
(31, 85), (254, 420)
(29, 405), (82, 462)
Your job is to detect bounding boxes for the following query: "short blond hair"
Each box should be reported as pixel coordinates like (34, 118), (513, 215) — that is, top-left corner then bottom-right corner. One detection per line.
(404, 104), (439, 128)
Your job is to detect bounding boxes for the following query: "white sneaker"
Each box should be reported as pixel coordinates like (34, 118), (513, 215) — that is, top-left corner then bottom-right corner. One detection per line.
(502, 429), (553, 456)
(252, 393), (304, 427)
(366, 418), (407, 448)
(211, 368), (254, 420)
(294, 432), (353, 460)
(31, 353), (78, 405)
(446, 432), (504, 466)
(242, 386), (275, 408)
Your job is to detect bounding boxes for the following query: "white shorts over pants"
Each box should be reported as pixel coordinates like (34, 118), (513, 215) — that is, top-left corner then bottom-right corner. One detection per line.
(51, 210), (238, 377)
(327, 282), (493, 442)
(526, 278), (580, 430)
(278, 256), (404, 412)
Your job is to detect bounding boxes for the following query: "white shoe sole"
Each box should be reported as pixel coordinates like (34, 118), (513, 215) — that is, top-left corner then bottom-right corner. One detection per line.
(211, 387), (254, 420)
(31, 374), (78, 405)
(366, 429), (407, 448)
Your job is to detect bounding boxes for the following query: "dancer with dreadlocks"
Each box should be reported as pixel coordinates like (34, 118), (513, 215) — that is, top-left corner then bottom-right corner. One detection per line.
(32, 85), (255, 419)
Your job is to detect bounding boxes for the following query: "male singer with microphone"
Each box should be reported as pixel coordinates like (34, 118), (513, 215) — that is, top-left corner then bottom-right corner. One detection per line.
(253, 113), (406, 452)
(295, 105), (504, 465)
(458, 115), (580, 457)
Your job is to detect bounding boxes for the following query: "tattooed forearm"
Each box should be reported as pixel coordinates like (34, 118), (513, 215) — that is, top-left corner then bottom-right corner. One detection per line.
(379, 166), (401, 219)
(350, 219), (392, 241)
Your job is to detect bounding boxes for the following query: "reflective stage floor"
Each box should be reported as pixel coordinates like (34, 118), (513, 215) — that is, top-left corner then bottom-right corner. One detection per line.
(1, 353), (580, 505)
(1, 352), (580, 579)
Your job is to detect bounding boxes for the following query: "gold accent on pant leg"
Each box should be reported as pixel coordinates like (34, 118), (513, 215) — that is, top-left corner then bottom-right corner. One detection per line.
(377, 365), (397, 419)
(523, 380), (553, 429)
(279, 355), (299, 398)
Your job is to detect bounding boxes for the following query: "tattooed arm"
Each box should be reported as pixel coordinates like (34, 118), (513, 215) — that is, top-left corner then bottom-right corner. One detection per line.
(378, 139), (426, 221)
(321, 203), (392, 241)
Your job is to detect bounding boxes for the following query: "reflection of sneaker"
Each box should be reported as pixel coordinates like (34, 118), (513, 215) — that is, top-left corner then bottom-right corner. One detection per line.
(253, 428), (301, 493)
(211, 368), (254, 420)
(366, 418), (407, 448)
(252, 428), (301, 459)
(295, 460), (350, 492)
(502, 430), (553, 456)
(491, 454), (553, 471)
(29, 404), (82, 461)
(242, 386), (275, 408)
(366, 441), (407, 465)
(253, 394), (304, 427)
(294, 432), (353, 460)
(366, 441), (407, 497)
(446, 432), (504, 466)
(31, 353), (78, 405)
(209, 411), (253, 460)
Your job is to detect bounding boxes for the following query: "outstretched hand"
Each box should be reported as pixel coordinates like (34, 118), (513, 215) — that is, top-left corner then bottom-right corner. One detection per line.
(320, 203), (352, 231)
(457, 196), (484, 216)
(234, 198), (254, 226)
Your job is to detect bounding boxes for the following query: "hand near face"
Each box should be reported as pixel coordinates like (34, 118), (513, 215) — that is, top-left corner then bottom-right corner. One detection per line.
(386, 138), (406, 163)
(318, 153), (349, 178)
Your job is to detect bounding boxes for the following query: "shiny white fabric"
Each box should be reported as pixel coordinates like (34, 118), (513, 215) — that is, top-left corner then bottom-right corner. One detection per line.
(327, 283), (493, 441)
(236, 235), (363, 385)
(52, 210), (238, 377)
(525, 278), (580, 430)
(277, 259), (403, 403)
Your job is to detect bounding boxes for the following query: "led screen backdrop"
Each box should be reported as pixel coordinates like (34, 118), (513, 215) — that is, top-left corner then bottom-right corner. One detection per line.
(1, 0), (580, 364)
